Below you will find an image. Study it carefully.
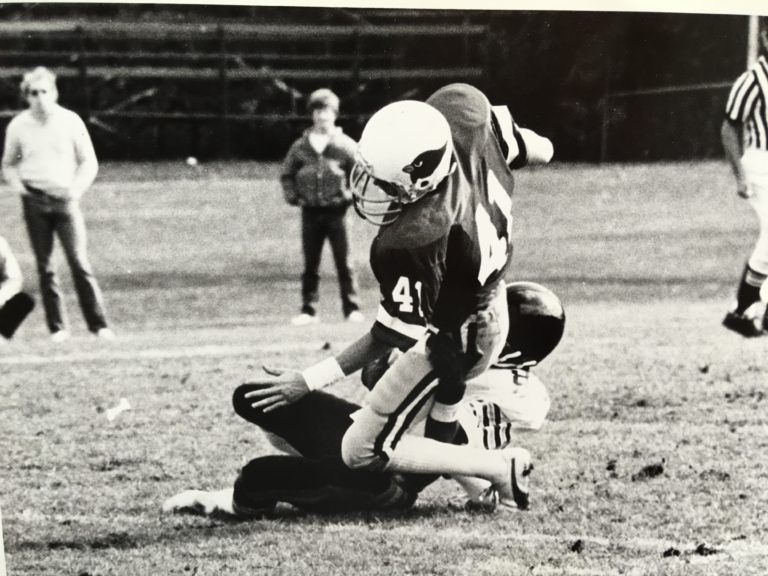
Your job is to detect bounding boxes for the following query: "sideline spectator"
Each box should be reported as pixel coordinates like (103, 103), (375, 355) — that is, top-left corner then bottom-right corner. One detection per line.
(280, 88), (363, 326)
(0, 235), (35, 342)
(2, 66), (114, 342)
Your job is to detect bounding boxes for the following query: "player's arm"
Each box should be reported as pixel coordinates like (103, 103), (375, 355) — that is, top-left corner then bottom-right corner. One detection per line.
(1, 121), (27, 197)
(279, 141), (303, 206)
(721, 120), (749, 198)
(244, 240), (442, 411)
(69, 114), (98, 200)
(242, 329), (394, 413)
(424, 330), (467, 443)
(721, 70), (756, 199)
(518, 128), (554, 165)
(491, 105), (553, 168)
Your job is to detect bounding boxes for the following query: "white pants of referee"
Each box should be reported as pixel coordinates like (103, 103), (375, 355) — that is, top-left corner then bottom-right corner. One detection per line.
(341, 282), (508, 472)
(743, 149), (768, 298)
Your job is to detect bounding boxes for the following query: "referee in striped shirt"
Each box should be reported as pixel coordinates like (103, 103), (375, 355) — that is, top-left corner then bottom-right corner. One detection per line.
(721, 30), (768, 337)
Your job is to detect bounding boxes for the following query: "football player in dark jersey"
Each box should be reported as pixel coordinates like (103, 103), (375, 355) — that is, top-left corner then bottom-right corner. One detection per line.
(162, 282), (564, 517)
(244, 84), (553, 510)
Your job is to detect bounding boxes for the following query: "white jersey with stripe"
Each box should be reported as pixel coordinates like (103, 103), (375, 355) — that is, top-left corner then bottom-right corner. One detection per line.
(725, 55), (768, 151)
(457, 366), (550, 451)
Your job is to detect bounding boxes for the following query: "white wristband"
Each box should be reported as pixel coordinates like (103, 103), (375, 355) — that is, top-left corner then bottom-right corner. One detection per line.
(301, 357), (345, 391)
(430, 401), (460, 423)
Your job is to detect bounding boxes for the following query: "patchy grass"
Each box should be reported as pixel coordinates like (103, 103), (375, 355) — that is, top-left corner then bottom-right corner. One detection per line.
(1, 160), (767, 575)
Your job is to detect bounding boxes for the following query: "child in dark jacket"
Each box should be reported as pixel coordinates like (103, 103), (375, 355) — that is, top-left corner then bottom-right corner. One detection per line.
(281, 88), (363, 325)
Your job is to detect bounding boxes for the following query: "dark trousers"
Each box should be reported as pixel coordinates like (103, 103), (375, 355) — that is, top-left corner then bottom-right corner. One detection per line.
(22, 194), (109, 333)
(0, 292), (35, 339)
(231, 385), (414, 514)
(301, 206), (359, 317)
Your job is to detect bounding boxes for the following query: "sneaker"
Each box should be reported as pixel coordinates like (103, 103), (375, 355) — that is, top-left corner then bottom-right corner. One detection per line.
(50, 330), (70, 343)
(722, 311), (763, 338)
(493, 447), (534, 510)
(346, 310), (365, 323)
(291, 313), (318, 326)
(162, 488), (237, 517)
(96, 327), (116, 340)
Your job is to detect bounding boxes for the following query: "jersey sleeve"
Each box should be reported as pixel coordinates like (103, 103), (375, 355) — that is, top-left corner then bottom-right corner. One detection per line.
(369, 237), (446, 349)
(1, 117), (22, 167)
(491, 105), (528, 168)
(724, 70), (759, 125)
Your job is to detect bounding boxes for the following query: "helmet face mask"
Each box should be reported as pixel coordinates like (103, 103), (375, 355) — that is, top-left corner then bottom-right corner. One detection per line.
(351, 155), (405, 226)
(352, 100), (454, 225)
(494, 282), (566, 368)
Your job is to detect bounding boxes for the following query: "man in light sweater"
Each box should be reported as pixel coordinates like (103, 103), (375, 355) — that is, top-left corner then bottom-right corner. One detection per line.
(2, 67), (113, 342)
(0, 235), (35, 342)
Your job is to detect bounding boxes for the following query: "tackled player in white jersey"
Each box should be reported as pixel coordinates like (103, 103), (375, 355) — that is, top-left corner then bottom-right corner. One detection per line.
(242, 83), (553, 510)
(163, 282), (565, 517)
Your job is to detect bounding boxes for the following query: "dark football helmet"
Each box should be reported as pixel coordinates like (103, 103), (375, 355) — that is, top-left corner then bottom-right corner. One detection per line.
(494, 282), (565, 367)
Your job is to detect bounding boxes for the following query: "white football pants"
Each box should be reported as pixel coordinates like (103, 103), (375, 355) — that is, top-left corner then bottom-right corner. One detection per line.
(341, 282), (509, 478)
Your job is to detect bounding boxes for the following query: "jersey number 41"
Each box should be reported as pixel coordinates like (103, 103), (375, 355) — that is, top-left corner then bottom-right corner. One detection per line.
(475, 170), (513, 285)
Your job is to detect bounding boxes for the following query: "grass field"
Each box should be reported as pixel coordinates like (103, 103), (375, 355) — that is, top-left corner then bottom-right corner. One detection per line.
(1, 160), (767, 576)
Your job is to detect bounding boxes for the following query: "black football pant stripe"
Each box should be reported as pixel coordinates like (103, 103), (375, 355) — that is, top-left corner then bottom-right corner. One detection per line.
(373, 369), (438, 461)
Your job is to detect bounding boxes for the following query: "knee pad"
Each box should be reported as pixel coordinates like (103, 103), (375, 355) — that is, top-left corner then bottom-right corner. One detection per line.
(231, 383), (270, 424)
(231, 384), (250, 417)
(340, 426), (388, 472)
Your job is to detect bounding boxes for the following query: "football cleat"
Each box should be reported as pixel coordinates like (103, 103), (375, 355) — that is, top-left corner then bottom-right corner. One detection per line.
(464, 486), (499, 513)
(722, 311), (764, 338)
(162, 488), (238, 517)
(494, 447), (534, 510)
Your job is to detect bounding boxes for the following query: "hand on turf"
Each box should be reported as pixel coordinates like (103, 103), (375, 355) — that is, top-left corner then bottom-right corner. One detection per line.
(242, 365), (309, 412)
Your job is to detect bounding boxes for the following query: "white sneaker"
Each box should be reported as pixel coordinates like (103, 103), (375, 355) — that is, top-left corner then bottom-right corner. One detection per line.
(346, 310), (365, 323)
(291, 313), (319, 326)
(493, 447), (533, 510)
(162, 488), (236, 517)
(96, 327), (116, 340)
(50, 330), (70, 343)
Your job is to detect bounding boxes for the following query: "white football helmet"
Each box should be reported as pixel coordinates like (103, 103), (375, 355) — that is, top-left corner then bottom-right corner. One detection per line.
(351, 100), (454, 225)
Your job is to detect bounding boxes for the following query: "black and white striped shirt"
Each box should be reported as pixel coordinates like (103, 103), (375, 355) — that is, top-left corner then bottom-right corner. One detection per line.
(725, 55), (768, 151)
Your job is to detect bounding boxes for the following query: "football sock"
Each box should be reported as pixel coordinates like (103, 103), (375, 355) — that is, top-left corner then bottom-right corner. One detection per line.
(735, 264), (767, 314)
(453, 475), (492, 500)
(386, 435), (505, 481)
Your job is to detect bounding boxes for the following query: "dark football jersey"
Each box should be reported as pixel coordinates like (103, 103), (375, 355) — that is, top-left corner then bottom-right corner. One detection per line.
(370, 84), (522, 349)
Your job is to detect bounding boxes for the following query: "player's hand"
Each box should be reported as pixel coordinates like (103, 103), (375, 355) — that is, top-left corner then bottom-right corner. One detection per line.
(737, 179), (753, 199)
(241, 365), (310, 412)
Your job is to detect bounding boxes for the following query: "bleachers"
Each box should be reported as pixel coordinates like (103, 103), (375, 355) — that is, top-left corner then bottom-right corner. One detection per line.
(0, 8), (490, 159)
